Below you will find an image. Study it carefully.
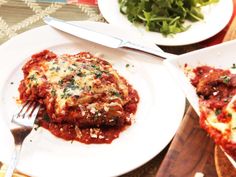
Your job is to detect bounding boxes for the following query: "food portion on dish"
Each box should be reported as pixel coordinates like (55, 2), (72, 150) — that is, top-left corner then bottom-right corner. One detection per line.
(118, 0), (219, 36)
(184, 64), (236, 160)
(18, 50), (139, 144)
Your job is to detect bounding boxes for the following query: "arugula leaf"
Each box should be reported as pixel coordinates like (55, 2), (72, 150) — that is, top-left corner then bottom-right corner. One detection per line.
(119, 0), (219, 36)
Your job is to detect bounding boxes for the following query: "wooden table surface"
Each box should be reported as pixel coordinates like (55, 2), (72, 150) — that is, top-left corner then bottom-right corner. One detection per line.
(0, 1), (236, 177)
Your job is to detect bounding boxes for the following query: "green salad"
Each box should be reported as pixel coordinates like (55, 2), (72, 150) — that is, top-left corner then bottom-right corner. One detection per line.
(119, 0), (219, 36)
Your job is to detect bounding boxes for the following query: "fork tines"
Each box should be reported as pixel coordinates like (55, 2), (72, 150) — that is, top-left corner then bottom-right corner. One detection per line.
(12, 101), (40, 127)
(18, 101), (38, 118)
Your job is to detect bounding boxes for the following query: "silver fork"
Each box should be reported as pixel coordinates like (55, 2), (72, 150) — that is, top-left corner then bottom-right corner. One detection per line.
(5, 101), (40, 177)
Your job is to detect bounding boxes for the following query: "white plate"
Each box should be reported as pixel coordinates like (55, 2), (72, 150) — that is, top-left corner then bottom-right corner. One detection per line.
(98, 0), (233, 46)
(164, 39), (236, 167)
(0, 21), (185, 177)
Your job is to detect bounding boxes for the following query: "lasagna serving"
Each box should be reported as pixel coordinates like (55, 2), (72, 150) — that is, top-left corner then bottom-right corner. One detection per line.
(185, 64), (236, 160)
(18, 50), (139, 144)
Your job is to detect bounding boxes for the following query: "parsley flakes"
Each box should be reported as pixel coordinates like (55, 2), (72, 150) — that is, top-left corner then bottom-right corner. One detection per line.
(232, 63), (236, 69)
(29, 74), (37, 81)
(111, 90), (121, 97)
(43, 114), (50, 122)
(67, 78), (79, 90)
(51, 88), (56, 96)
(215, 109), (221, 116)
(220, 75), (230, 84)
(61, 87), (72, 99)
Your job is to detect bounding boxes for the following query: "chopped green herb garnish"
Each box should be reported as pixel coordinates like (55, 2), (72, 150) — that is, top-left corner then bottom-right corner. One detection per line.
(55, 66), (60, 71)
(67, 78), (79, 90)
(77, 70), (85, 77)
(91, 64), (100, 70)
(50, 66), (60, 71)
(61, 87), (72, 99)
(126, 64), (130, 68)
(232, 63), (236, 69)
(70, 77), (75, 84)
(111, 91), (121, 97)
(220, 75), (230, 84)
(63, 87), (68, 93)
(68, 66), (75, 71)
(103, 70), (110, 74)
(50, 66), (61, 72)
(51, 89), (56, 96)
(95, 71), (102, 78)
(43, 114), (50, 122)
(232, 127), (236, 130)
(29, 74), (37, 81)
(91, 64), (104, 78)
(61, 93), (67, 99)
(215, 109), (221, 116)
(58, 80), (63, 86)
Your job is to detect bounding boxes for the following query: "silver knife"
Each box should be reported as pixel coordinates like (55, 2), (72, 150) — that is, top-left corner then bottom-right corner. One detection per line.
(43, 16), (175, 59)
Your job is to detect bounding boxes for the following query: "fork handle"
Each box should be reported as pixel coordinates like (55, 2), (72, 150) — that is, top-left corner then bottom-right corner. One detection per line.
(5, 145), (22, 177)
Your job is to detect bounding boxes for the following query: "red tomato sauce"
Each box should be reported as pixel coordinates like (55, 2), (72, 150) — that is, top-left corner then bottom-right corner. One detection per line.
(37, 88), (138, 144)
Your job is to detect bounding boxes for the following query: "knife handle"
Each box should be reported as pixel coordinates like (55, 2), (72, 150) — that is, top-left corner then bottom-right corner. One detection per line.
(123, 41), (177, 59)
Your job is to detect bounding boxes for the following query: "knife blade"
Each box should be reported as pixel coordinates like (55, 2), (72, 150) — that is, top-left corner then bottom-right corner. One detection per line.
(43, 16), (175, 59)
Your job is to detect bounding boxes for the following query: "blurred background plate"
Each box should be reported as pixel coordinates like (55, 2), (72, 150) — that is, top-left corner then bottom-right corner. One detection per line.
(98, 0), (233, 46)
(164, 39), (236, 168)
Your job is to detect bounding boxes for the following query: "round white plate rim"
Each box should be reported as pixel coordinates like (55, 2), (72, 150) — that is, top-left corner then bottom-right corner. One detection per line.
(0, 21), (185, 177)
(98, 0), (233, 46)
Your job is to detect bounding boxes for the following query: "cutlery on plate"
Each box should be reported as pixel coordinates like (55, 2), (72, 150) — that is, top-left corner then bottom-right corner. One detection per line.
(5, 102), (40, 177)
(43, 16), (176, 59)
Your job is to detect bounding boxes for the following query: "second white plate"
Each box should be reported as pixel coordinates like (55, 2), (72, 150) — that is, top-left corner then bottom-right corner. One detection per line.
(164, 39), (236, 167)
(98, 0), (233, 46)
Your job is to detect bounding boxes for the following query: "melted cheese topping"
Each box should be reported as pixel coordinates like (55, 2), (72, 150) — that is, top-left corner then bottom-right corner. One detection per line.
(203, 95), (236, 142)
(25, 53), (129, 115)
(205, 111), (229, 133)
(226, 95), (236, 142)
(185, 65), (236, 143)
(201, 96), (236, 142)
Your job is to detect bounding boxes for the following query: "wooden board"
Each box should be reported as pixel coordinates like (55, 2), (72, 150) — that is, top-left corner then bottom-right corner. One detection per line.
(155, 107), (218, 177)
(155, 108), (236, 177)
(215, 146), (236, 177)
